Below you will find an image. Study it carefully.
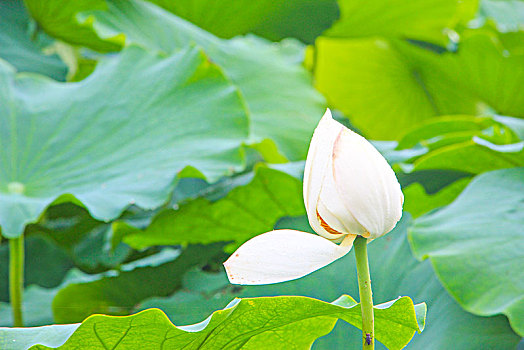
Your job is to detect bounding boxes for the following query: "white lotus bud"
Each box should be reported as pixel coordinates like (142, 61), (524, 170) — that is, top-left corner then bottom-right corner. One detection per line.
(303, 109), (404, 241)
(224, 109), (403, 285)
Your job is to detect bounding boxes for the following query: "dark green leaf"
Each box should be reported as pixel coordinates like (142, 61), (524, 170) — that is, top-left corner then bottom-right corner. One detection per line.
(52, 244), (224, 323)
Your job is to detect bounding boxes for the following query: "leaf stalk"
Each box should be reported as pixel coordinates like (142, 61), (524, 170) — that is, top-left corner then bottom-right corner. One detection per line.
(9, 234), (24, 327)
(354, 235), (374, 349)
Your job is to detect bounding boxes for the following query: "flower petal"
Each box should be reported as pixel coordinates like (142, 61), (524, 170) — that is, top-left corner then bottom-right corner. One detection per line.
(303, 109), (344, 239)
(224, 230), (354, 285)
(317, 152), (369, 236)
(332, 128), (404, 239)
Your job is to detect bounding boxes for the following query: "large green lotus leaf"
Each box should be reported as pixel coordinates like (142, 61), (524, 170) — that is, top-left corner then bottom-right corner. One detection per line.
(22, 0), (326, 160)
(0, 235), (72, 302)
(79, 0), (326, 161)
(325, 0), (478, 44)
(138, 216), (520, 349)
(148, 0), (339, 44)
(118, 165), (304, 250)
(410, 168), (524, 336)
(314, 30), (524, 139)
(23, 0), (122, 52)
(0, 45), (249, 238)
(27, 296), (423, 350)
(52, 244), (224, 324)
(0, 0), (67, 81)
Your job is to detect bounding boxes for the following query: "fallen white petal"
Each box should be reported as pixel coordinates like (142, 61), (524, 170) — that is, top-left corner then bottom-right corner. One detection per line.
(224, 230), (354, 285)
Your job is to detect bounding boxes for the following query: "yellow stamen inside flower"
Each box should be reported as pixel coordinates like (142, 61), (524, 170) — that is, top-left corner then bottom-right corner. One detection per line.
(317, 210), (344, 236)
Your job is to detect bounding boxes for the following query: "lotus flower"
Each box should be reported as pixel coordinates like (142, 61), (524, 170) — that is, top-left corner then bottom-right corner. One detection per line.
(224, 109), (403, 285)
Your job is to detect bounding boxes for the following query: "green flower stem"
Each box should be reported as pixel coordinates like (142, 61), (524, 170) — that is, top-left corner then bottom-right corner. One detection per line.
(354, 235), (374, 349)
(9, 235), (24, 327)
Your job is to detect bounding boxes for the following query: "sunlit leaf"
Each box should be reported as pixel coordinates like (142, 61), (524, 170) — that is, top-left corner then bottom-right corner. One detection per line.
(29, 296), (422, 350)
(117, 165), (304, 250)
(314, 30), (524, 139)
(396, 115), (524, 174)
(325, 0), (478, 44)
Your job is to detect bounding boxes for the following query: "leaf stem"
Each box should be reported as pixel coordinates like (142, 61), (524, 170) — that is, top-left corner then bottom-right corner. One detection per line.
(354, 235), (374, 349)
(9, 235), (24, 327)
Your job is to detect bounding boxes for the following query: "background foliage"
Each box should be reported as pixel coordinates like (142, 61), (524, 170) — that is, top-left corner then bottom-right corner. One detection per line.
(0, 0), (523, 348)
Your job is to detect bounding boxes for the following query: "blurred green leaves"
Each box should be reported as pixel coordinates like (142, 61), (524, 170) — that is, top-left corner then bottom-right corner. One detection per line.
(312, 0), (524, 141)
(25, 0), (326, 161)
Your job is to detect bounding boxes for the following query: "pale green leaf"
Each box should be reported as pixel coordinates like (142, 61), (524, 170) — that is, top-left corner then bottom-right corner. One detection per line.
(0, 45), (249, 237)
(80, 0), (326, 160)
(410, 168), (524, 336)
(0, 324), (79, 350)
